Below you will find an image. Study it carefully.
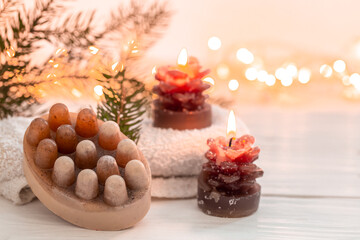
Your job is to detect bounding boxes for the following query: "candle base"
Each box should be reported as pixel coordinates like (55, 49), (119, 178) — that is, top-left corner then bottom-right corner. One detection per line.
(197, 172), (261, 218)
(152, 100), (212, 130)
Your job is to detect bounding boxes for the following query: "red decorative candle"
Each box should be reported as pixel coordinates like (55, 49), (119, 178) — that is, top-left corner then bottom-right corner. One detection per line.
(152, 49), (212, 130)
(197, 111), (263, 218)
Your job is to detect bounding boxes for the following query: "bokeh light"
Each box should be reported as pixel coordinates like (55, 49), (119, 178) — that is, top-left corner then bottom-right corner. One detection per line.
(265, 74), (276, 86)
(236, 48), (254, 64)
(298, 68), (311, 84)
(71, 88), (82, 98)
(257, 70), (268, 82)
(333, 60), (346, 73)
(203, 77), (215, 86)
(286, 64), (298, 77)
(112, 62), (119, 71)
(245, 67), (257, 81)
(349, 73), (360, 90)
(280, 75), (293, 87)
(89, 46), (99, 55)
(342, 75), (351, 86)
(275, 68), (286, 80)
(228, 79), (239, 91)
(208, 36), (222, 50)
(320, 64), (333, 78)
(94, 85), (103, 96)
(216, 64), (230, 79)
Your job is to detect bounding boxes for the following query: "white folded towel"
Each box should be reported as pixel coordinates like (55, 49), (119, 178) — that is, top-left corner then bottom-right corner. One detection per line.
(0, 117), (35, 205)
(0, 105), (248, 203)
(138, 105), (249, 198)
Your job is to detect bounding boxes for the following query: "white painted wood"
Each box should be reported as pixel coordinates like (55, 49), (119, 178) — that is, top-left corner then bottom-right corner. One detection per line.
(0, 197), (359, 239)
(1, 108), (360, 238)
(239, 108), (360, 197)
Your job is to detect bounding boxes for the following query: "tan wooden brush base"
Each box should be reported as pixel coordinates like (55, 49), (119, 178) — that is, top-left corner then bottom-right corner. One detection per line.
(23, 113), (151, 231)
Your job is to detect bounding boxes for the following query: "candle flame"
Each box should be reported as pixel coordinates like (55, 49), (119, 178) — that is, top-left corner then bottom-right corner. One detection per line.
(227, 110), (236, 138)
(152, 66), (157, 75)
(177, 48), (188, 66)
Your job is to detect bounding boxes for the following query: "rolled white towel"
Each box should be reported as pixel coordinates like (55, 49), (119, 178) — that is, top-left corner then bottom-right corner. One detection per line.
(0, 105), (248, 202)
(0, 117), (35, 204)
(138, 105), (249, 198)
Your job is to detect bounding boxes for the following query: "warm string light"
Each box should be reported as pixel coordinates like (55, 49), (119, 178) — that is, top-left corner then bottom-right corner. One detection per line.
(55, 48), (66, 56)
(333, 60), (346, 73)
(245, 67), (257, 81)
(71, 88), (82, 98)
(6, 46), (15, 58)
(236, 48), (254, 64)
(222, 48), (354, 91)
(203, 77), (215, 86)
(94, 85), (103, 96)
(203, 76), (215, 94)
(265, 74), (276, 86)
(298, 68), (311, 84)
(112, 62), (119, 71)
(204, 37), (360, 95)
(228, 79), (239, 91)
(89, 46), (99, 55)
(349, 73), (360, 90)
(256, 70), (267, 83)
(24, 39), (360, 102)
(216, 64), (230, 79)
(320, 64), (333, 78)
(208, 36), (222, 51)
(27, 45), (131, 101)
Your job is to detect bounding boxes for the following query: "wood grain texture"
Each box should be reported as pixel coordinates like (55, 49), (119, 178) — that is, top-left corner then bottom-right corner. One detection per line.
(23, 113), (151, 230)
(239, 108), (360, 197)
(0, 197), (359, 239)
(1, 108), (360, 238)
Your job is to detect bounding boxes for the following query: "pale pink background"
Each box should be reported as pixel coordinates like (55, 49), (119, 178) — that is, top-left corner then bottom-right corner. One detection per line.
(69, 0), (360, 65)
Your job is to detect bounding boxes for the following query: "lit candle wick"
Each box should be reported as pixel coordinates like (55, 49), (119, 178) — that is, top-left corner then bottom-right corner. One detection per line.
(226, 110), (236, 147)
(229, 137), (234, 147)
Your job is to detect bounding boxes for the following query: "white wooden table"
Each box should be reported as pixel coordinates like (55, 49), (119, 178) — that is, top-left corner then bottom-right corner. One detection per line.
(1, 106), (360, 239)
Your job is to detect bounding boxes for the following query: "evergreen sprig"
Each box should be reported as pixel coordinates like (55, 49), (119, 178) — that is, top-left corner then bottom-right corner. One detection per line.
(97, 70), (149, 143)
(0, 0), (99, 119)
(96, 0), (171, 142)
(0, 0), (171, 122)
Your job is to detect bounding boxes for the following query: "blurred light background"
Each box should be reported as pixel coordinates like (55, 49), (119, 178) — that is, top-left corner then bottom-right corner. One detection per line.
(26, 0), (360, 109)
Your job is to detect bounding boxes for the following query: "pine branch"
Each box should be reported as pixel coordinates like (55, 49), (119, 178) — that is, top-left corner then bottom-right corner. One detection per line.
(0, 0), (172, 120)
(97, 69), (149, 143)
(95, 0), (172, 59)
(0, 0), (101, 119)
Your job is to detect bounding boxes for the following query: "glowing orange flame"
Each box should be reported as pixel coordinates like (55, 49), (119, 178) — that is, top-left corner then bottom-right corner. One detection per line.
(177, 48), (188, 66)
(226, 110), (236, 138)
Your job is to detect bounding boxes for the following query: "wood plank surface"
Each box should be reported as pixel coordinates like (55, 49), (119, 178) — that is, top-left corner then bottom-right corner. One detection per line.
(240, 108), (360, 197)
(0, 196), (359, 240)
(1, 107), (360, 239)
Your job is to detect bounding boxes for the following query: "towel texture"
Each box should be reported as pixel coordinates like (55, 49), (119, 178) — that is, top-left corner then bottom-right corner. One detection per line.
(138, 105), (248, 198)
(0, 117), (35, 204)
(0, 105), (248, 203)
